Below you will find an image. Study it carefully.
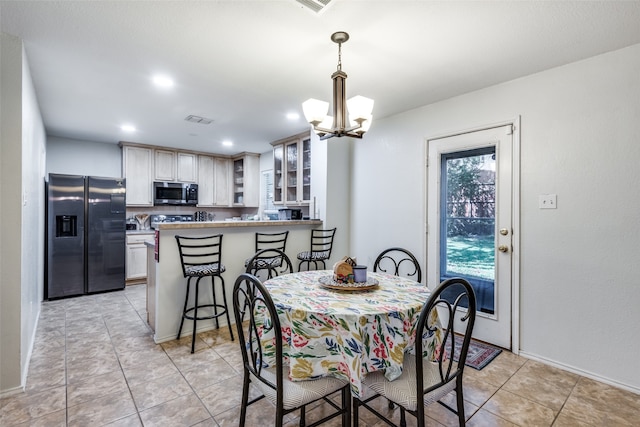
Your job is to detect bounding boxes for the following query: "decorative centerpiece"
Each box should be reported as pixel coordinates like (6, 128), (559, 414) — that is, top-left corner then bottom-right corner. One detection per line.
(333, 256), (357, 284)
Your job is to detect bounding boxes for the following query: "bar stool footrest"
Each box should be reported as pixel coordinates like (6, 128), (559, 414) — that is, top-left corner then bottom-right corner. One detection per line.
(183, 304), (229, 321)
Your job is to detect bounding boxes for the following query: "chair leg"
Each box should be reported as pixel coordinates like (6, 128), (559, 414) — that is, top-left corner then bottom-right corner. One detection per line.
(456, 382), (466, 427)
(211, 276), (220, 330)
(191, 277), (202, 353)
(239, 373), (250, 427)
(400, 407), (407, 427)
(177, 277), (192, 340)
(219, 275), (234, 340)
(300, 405), (306, 427)
(343, 386), (352, 427)
(353, 397), (359, 427)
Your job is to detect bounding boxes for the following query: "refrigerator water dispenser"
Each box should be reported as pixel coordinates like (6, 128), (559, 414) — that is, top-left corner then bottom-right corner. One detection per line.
(56, 215), (77, 237)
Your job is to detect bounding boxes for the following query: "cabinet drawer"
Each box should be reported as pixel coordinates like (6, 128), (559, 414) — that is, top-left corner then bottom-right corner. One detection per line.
(126, 233), (154, 245)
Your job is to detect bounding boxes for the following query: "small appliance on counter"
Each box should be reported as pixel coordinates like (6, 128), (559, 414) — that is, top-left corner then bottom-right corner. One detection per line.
(278, 208), (303, 220)
(126, 218), (137, 230)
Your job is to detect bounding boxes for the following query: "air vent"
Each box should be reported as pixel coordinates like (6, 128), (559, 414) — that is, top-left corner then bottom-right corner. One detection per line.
(184, 115), (214, 125)
(295, 0), (334, 14)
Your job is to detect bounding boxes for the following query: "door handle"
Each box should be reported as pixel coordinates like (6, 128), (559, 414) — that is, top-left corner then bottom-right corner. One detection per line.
(498, 245), (509, 253)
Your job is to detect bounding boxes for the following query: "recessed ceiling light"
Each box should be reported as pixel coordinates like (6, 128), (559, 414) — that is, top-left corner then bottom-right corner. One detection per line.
(222, 140), (233, 147)
(152, 74), (174, 88)
(286, 112), (300, 120)
(120, 124), (136, 132)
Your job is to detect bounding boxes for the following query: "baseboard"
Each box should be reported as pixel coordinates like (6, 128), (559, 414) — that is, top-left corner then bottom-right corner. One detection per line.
(518, 351), (640, 395)
(153, 321), (233, 344)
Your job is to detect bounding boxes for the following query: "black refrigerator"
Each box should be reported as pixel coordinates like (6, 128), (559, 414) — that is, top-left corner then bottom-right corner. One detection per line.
(46, 174), (126, 299)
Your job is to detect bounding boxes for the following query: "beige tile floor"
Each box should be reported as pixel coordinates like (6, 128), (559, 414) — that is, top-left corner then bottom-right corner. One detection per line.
(2, 283), (639, 426)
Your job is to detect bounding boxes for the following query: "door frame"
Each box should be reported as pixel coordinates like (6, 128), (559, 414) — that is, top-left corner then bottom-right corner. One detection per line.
(423, 117), (521, 353)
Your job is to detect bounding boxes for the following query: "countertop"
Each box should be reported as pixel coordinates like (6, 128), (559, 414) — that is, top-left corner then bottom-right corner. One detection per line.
(154, 219), (322, 230)
(126, 230), (155, 235)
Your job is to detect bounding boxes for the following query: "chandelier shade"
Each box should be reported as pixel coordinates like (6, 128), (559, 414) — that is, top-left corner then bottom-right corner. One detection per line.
(302, 32), (374, 140)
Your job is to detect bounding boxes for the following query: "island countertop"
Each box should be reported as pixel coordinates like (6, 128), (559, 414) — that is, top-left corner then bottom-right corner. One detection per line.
(154, 219), (322, 230)
(147, 219), (326, 343)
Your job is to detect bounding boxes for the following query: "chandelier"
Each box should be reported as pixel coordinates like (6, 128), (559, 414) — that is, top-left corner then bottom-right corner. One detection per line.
(302, 32), (374, 140)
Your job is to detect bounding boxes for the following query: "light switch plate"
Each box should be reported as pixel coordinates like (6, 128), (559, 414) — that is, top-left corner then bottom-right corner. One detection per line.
(539, 194), (557, 209)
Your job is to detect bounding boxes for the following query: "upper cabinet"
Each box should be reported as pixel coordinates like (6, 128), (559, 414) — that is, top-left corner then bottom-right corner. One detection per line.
(232, 153), (259, 207)
(122, 145), (153, 206)
(213, 157), (230, 207)
(271, 132), (311, 205)
(154, 150), (197, 183)
(121, 142), (259, 207)
(177, 152), (197, 183)
(197, 155), (215, 206)
(154, 149), (176, 181)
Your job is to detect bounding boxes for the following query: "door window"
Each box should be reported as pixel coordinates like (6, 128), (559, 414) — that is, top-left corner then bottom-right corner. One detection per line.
(440, 148), (496, 314)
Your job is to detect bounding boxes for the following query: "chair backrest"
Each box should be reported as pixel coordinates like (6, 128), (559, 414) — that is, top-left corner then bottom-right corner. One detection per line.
(232, 273), (284, 400)
(174, 234), (223, 277)
(413, 277), (476, 420)
(310, 228), (337, 256)
(245, 248), (293, 280)
(373, 247), (422, 283)
(255, 231), (289, 253)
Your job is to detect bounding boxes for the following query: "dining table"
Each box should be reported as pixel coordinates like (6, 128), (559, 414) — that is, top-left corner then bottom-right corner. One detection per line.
(259, 269), (442, 397)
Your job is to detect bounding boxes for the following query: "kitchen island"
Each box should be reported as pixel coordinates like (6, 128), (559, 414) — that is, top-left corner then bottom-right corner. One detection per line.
(146, 219), (323, 343)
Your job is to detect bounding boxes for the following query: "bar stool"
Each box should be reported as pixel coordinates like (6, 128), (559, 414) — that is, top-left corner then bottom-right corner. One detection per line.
(175, 234), (234, 353)
(297, 228), (337, 271)
(244, 231), (289, 279)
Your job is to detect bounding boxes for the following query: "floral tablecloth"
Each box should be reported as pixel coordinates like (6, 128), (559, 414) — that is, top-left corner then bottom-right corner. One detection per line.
(260, 270), (442, 397)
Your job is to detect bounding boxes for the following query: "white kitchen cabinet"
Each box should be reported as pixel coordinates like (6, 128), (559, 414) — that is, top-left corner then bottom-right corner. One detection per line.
(214, 157), (231, 206)
(177, 152), (198, 183)
(232, 153), (260, 207)
(197, 155), (215, 206)
(122, 145), (153, 206)
(126, 233), (154, 281)
(154, 149), (176, 181)
(271, 131), (311, 205)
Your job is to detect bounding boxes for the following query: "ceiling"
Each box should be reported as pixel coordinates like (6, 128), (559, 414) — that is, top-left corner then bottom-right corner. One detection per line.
(2, 1), (640, 156)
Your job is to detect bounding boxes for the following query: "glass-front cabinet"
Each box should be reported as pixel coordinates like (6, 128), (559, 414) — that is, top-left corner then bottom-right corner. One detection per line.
(271, 131), (311, 206)
(273, 145), (284, 204)
(232, 153), (259, 207)
(233, 158), (244, 205)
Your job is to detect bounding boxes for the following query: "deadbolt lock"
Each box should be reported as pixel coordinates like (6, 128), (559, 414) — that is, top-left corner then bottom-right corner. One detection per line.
(499, 228), (509, 236)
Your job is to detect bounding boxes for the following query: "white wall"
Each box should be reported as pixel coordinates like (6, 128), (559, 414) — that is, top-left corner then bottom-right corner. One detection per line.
(0, 32), (46, 395)
(20, 39), (46, 391)
(0, 32), (24, 395)
(47, 136), (122, 177)
(351, 43), (640, 392)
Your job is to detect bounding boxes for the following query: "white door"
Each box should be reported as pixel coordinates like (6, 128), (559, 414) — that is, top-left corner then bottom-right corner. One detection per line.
(427, 124), (515, 349)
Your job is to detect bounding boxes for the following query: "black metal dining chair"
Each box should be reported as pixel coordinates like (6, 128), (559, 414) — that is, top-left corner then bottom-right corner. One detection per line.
(232, 273), (352, 427)
(297, 228), (337, 271)
(175, 234), (234, 353)
(354, 277), (477, 427)
(373, 247), (422, 283)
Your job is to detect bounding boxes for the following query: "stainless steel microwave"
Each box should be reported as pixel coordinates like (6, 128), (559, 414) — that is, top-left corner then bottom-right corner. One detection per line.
(153, 182), (198, 206)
